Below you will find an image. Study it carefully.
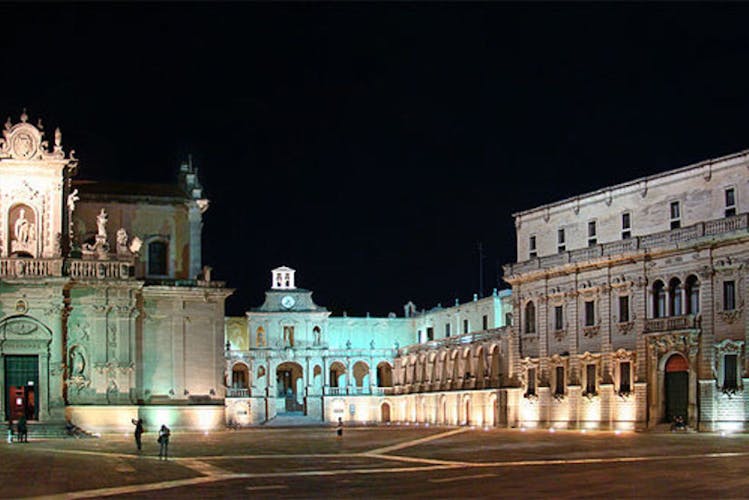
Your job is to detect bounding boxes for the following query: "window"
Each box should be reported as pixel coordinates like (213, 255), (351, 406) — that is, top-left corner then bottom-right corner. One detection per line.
(670, 201), (681, 229)
(584, 300), (595, 327)
(427, 327), (434, 341)
(619, 361), (631, 394)
(505, 312), (513, 326)
(526, 367), (536, 396)
(669, 278), (682, 316)
(529, 235), (537, 259)
(557, 228), (566, 253)
(524, 303), (535, 334)
(724, 281), (736, 311)
(463, 319), (469, 334)
(585, 364), (597, 395)
(147, 240), (168, 276)
(621, 212), (631, 240)
(725, 188), (737, 217)
(554, 305), (563, 331)
(686, 275), (700, 314)
(619, 295), (629, 323)
(653, 281), (666, 318)
(554, 365), (565, 396)
(587, 221), (597, 247)
(445, 323), (451, 337)
(482, 315), (488, 330)
(283, 326), (295, 347)
(724, 354), (738, 391)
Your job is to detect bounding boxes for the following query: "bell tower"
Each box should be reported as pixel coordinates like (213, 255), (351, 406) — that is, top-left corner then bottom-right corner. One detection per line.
(0, 110), (78, 259)
(271, 266), (296, 290)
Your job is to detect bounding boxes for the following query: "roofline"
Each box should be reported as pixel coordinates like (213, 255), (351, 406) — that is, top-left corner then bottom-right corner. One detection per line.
(512, 148), (749, 219)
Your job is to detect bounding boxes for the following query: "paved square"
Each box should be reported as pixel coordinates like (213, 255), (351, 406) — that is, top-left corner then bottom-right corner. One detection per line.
(4, 427), (749, 498)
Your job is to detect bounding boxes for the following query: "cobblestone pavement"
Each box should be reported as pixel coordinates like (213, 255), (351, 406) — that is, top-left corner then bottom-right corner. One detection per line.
(3, 426), (749, 498)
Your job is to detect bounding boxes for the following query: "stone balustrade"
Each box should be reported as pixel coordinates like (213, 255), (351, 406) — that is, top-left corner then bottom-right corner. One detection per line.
(0, 257), (136, 280)
(506, 212), (748, 276)
(0, 258), (63, 278)
(226, 387), (251, 398)
(643, 314), (699, 333)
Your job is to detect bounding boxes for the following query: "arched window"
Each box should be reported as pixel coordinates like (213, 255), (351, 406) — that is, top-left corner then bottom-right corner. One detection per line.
(256, 327), (265, 347)
(685, 275), (700, 315)
(669, 278), (682, 316)
(147, 239), (168, 276)
(524, 301), (536, 334)
(653, 281), (666, 318)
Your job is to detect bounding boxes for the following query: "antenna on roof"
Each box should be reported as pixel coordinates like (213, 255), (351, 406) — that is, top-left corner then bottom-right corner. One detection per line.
(477, 241), (485, 298)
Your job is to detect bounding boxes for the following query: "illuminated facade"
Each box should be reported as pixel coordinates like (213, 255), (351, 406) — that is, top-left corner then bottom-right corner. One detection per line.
(0, 112), (230, 432)
(224, 267), (512, 425)
(504, 150), (749, 431)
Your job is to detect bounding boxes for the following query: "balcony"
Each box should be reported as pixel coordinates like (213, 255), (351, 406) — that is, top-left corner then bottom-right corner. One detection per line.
(0, 257), (135, 280)
(226, 387), (250, 398)
(644, 314), (699, 333)
(506, 213), (748, 276)
(400, 327), (507, 354)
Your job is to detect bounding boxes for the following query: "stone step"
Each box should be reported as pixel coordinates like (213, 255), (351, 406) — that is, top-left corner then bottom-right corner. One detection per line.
(262, 413), (327, 427)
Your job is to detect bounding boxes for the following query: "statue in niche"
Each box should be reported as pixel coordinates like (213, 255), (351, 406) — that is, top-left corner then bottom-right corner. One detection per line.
(69, 346), (86, 377)
(14, 208), (29, 244)
(96, 209), (108, 238)
(314, 328), (321, 346)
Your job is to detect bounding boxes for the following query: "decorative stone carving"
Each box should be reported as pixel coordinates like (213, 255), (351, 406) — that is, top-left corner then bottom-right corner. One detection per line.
(617, 321), (635, 335)
(648, 331), (700, 363)
(82, 208), (110, 258)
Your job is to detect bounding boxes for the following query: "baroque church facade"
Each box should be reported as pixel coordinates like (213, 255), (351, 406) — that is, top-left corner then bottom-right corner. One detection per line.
(0, 112), (230, 432)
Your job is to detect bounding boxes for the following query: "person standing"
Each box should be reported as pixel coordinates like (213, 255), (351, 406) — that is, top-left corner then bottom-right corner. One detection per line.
(7, 420), (13, 444)
(17, 415), (27, 443)
(158, 424), (170, 460)
(132, 419), (144, 452)
(336, 417), (343, 438)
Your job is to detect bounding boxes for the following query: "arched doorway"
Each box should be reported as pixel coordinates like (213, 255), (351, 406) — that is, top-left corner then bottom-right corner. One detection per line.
(376, 362), (392, 388)
(665, 354), (689, 423)
(381, 402), (391, 422)
(276, 361), (304, 413)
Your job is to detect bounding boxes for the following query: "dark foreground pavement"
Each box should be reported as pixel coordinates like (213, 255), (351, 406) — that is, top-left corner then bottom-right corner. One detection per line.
(3, 426), (749, 498)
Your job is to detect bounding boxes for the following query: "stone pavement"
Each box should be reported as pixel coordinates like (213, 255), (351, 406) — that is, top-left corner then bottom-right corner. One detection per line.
(1, 426), (749, 498)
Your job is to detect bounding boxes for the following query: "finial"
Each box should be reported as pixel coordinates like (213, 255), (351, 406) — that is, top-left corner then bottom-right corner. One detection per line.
(20, 109), (28, 123)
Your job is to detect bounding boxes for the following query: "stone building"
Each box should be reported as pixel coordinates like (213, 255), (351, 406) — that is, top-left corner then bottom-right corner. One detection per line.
(224, 267), (512, 425)
(503, 149), (748, 431)
(0, 112), (230, 433)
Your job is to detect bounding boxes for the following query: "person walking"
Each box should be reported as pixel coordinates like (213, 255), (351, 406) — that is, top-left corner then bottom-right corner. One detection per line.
(336, 417), (343, 438)
(17, 415), (27, 443)
(6, 420), (13, 444)
(157, 424), (170, 460)
(132, 419), (144, 452)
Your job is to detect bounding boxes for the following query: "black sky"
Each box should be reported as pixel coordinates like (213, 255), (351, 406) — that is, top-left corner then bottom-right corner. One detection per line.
(2, 3), (749, 316)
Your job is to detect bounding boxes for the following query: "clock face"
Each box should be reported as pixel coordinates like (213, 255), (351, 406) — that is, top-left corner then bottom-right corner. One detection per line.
(281, 295), (296, 309)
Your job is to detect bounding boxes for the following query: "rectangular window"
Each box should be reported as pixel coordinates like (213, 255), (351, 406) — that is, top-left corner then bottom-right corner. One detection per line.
(584, 300), (595, 327)
(588, 221), (597, 247)
(585, 364), (597, 394)
(482, 315), (488, 330)
(724, 281), (736, 311)
(620, 361), (631, 394)
(619, 295), (629, 323)
(557, 228), (566, 253)
(529, 235), (537, 259)
(724, 354), (738, 391)
(622, 212), (631, 240)
(147, 241), (168, 276)
(554, 305), (563, 331)
(426, 327), (434, 341)
(463, 319), (469, 334)
(725, 188), (737, 217)
(527, 367), (536, 396)
(555, 366), (565, 395)
(445, 323), (451, 337)
(670, 201), (681, 229)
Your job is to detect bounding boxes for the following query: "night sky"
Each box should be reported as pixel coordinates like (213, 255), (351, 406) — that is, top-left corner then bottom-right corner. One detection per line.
(3, 3), (749, 316)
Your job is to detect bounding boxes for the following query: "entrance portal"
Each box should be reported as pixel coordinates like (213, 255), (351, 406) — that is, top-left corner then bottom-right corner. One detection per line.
(5, 355), (39, 420)
(664, 354), (689, 423)
(276, 362), (304, 413)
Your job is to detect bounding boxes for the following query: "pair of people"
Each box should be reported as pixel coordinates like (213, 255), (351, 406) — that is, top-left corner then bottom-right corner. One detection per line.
(132, 419), (170, 458)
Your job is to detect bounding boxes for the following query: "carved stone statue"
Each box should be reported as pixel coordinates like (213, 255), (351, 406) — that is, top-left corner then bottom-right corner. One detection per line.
(129, 236), (143, 255)
(14, 208), (29, 243)
(96, 209), (108, 238)
(67, 188), (79, 212)
(116, 228), (129, 257)
(54, 127), (62, 148)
